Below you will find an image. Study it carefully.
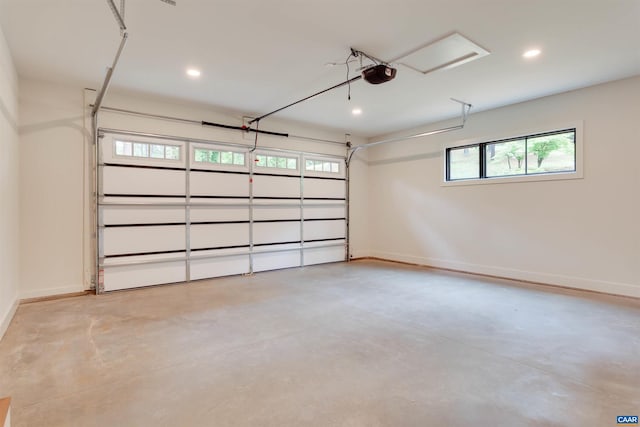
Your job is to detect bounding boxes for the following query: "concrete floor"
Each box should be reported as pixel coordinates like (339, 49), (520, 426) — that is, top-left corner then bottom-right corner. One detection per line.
(1, 260), (639, 427)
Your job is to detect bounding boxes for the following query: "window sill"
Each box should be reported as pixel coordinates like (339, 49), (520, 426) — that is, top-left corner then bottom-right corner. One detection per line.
(441, 170), (583, 187)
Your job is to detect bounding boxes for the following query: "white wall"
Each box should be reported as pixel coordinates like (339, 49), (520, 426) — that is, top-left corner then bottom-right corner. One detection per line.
(17, 79), (368, 297)
(12, 74), (640, 300)
(368, 75), (640, 298)
(19, 80), (87, 298)
(0, 26), (20, 338)
(347, 146), (369, 259)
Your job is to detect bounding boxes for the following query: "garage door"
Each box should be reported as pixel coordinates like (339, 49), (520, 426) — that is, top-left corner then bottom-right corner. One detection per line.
(97, 130), (347, 292)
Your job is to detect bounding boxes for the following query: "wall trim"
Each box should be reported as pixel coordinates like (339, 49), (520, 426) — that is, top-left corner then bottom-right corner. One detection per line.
(20, 285), (87, 300)
(367, 251), (640, 299)
(0, 298), (19, 342)
(21, 290), (92, 305)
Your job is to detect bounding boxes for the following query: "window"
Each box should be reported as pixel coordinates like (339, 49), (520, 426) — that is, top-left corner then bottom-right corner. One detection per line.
(115, 140), (132, 156)
(446, 129), (576, 182)
(165, 146), (180, 160)
(194, 148), (246, 166)
(255, 155), (298, 170)
(115, 140), (181, 161)
(447, 146), (479, 180)
(485, 139), (525, 178)
(305, 159), (341, 174)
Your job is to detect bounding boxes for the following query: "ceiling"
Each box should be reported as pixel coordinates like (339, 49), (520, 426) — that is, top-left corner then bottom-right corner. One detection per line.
(1, 0), (639, 137)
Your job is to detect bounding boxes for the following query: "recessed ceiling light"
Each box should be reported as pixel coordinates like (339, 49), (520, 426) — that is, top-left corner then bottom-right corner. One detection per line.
(352, 108), (362, 115)
(186, 68), (201, 77)
(523, 49), (541, 58)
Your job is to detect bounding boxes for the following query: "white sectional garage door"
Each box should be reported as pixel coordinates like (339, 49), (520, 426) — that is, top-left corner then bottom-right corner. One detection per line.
(97, 131), (346, 292)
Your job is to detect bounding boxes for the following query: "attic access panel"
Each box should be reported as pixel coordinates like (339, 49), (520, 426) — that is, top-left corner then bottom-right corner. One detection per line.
(391, 32), (490, 75)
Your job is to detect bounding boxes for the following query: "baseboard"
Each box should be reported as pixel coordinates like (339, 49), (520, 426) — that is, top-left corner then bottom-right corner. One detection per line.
(348, 249), (371, 260)
(368, 251), (640, 299)
(21, 290), (92, 305)
(0, 297), (19, 342)
(20, 285), (87, 300)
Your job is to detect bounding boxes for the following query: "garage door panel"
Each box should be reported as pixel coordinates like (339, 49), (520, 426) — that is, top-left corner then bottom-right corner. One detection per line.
(190, 171), (249, 197)
(253, 249), (301, 272)
(101, 136), (187, 169)
(303, 220), (346, 241)
(303, 179), (346, 199)
(253, 206), (301, 221)
(190, 255), (250, 280)
(253, 222), (300, 245)
(253, 175), (300, 198)
(303, 205), (345, 220)
(103, 261), (186, 292)
(191, 198), (248, 206)
(190, 207), (249, 222)
(103, 225), (185, 256)
(253, 199), (299, 207)
(101, 206), (185, 226)
(303, 245), (345, 266)
(102, 166), (185, 196)
(190, 223), (249, 249)
(101, 196), (186, 205)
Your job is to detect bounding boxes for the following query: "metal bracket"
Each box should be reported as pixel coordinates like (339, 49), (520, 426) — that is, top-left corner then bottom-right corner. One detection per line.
(350, 48), (387, 66)
(92, 32), (129, 116)
(106, 0), (127, 31)
(346, 99), (472, 166)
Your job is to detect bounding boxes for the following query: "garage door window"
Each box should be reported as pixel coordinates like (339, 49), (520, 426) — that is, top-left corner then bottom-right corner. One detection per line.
(255, 155), (298, 170)
(115, 140), (181, 161)
(305, 159), (340, 174)
(194, 148), (245, 166)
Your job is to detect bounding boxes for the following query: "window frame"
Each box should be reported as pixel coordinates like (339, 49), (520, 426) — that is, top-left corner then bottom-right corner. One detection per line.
(443, 123), (583, 186)
(193, 147), (247, 167)
(254, 154), (299, 171)
(304, 158), (342, 175)
(113, 139), (182, 162)
(446, 144), (481, 181)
